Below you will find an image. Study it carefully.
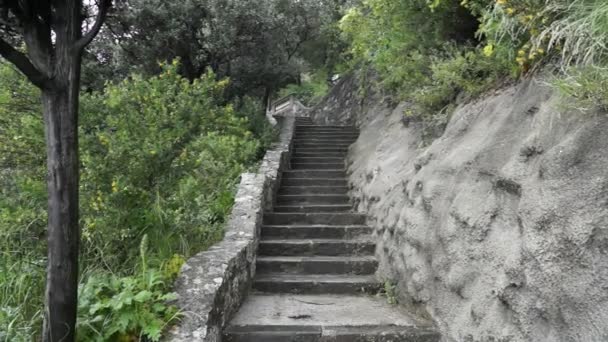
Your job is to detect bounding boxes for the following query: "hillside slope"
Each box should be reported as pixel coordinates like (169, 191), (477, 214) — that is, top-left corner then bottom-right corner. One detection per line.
(310, 75), (608, 341)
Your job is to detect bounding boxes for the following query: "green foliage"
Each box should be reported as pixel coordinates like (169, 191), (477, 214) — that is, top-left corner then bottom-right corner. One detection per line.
(377, 281), (398, 305)
(552, 66), (608, 112)
(277, 72), (330, 107)
(78, 61), (264, 268)
(0, 60), (273, 339)
(76, 235), (180, 342)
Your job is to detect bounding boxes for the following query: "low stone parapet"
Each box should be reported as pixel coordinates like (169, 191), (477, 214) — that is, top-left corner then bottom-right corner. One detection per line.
(166, 116), (295, 341)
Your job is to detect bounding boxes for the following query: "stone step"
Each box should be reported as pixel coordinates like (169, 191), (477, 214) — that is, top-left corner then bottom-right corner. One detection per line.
(296, 125), (358, 130)
(259, 239), (375, 256)
(293, 152), (347, 158)
(294, 143), (352, 149)
(281, 178), (348, 187)
(293, 138), (357, 144)
(256, 256), (378, 275)
(264, 213), (366, 225)
(282, 170), (346, 179)
(291, 157), (345, 164)
(294, 147), (349, 153)
(253, 274), (380, 294)
(261, 225), (372, 239)
(276, 194), (350, 205)
(291, 163), (345, 170)
(294, 133), (359, 139)
(224, 294), (440, 342)
(224, 325), (441, 342)
(278, 186), (348, 195)
(273, 205), (352, 213)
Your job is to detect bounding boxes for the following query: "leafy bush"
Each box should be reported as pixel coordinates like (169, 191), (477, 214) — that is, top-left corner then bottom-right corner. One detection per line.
(0, 60), (274, 339)
(339, 0), (514, 129)
(552, 66), (608, 112)
(277, 71), (330, 107)
(77, 236), (181, 341)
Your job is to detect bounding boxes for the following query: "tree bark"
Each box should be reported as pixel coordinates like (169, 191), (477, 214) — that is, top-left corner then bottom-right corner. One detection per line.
(41, 2), (83, 341)
(1, 1), (109, 340)
(41, 82), (81, 342)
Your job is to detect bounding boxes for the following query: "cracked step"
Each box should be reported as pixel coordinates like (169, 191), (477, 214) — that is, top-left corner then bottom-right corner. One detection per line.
(256, 256), (378, 275)
(224, 294), (440, 342)
(253, 274), (381, 294)
(259, 238), (375, 257)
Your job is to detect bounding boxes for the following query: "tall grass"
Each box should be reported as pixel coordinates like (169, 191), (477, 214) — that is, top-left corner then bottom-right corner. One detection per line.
(535, 0), (608, 67)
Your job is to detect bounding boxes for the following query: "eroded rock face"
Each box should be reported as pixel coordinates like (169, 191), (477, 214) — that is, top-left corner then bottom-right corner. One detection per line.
(319, 77), (608, 341)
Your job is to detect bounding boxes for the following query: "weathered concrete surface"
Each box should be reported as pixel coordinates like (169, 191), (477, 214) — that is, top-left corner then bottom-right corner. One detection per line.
(166, 117), (295, 341)
(229, 294), (434, 327)
(315, 75), (608, 342)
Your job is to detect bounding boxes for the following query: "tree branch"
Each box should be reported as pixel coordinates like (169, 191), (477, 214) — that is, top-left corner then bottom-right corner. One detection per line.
(73, 0), (111, 52)
(0, 38), (49, 89)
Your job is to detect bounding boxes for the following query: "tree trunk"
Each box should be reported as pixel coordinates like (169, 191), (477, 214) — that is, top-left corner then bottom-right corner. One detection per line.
(263, 86), (273, 112)
(42, 4), (83, 339)
(41, 74), (81, 342)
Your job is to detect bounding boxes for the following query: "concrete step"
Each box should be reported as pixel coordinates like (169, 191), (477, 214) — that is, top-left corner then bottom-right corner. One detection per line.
(291, 163), (345, 170)
(261, 225), (372, 239)
(256, 256), (378, 275)
(273, 205), (352, 213)
(281, 178), (348, 187)
(293, 139), (357, 144)
(224, 325), (441, 342)
(253, 274), (381, 294)
(294, 143), (352, 149)
(264, 213), (366, 225)
(291, 157), (345, 164)
(282, 170), (346, 179)
(224, 294), (440, 342)
(294, 136), (357, 141)
(276, 194), (350, 205)
(294, 152), (347, 158)
(294, 134), (359, 139)
(279, 186), (348, 195)
(296, 125), (358, 130)
(259, 239), (375, 256)
(294, 147), (349, 153)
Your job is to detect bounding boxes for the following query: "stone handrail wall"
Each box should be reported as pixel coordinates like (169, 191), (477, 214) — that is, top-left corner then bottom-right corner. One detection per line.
(167, 116), (295, 341)
(266, 95), (311, 124)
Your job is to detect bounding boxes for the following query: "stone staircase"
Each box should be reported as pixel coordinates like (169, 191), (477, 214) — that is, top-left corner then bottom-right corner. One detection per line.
(223, 117), (440, 341)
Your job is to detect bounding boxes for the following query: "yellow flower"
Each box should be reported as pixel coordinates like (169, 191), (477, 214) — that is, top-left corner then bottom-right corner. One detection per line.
(496, 0), (507, 5)
(483, 44), (495, 57)
(112, 180), (119, 193)
(518, 49), (526, 56)
(516, 56), (527, 65)
(506, 7), (515, 15)
(537, 48), (545, 54)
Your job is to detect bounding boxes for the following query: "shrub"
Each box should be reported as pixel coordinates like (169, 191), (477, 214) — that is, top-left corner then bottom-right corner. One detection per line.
(552, 66), (608, 112)
(0, 60), (274, 339)
(277, 71), (330, 106)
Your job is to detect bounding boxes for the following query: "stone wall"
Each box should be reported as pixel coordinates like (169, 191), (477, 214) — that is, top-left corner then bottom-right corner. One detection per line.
(166, 117), (295, 341)
(316, 75), (608, 342)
